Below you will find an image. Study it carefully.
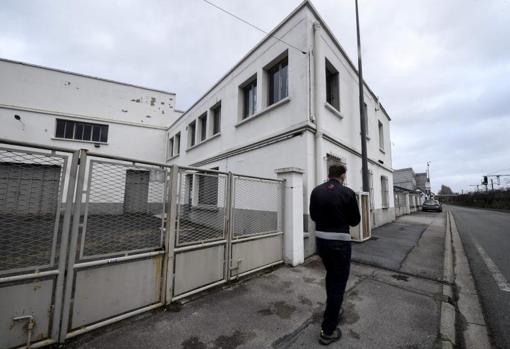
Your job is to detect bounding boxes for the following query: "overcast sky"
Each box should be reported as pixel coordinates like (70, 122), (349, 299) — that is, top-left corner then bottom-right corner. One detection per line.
(2, 0), (509, 193)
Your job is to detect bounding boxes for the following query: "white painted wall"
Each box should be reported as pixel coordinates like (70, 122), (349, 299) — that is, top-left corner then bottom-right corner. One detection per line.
(0, 59), (181, 127)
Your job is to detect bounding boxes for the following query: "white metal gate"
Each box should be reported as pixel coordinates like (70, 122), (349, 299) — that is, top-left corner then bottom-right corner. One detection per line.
(0, 145), (78, 349)
(0, 140), (285, 348)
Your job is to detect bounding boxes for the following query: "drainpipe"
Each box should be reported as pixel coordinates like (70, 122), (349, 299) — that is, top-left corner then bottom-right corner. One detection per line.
(312, 22), (324, 186)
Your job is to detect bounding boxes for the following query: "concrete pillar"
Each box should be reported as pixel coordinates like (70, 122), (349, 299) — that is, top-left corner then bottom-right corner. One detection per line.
(275, 167), (305, 267)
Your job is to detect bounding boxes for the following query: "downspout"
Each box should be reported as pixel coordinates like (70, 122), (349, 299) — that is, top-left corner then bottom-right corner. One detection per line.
(312, 22), (324, 186)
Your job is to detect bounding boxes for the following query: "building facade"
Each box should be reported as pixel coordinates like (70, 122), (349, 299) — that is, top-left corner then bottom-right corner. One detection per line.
(164, 1), (395, 257)
(0, 1), (396, 260)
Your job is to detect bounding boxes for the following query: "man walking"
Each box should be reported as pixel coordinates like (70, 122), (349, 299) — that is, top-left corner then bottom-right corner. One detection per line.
(310, 164), (361, 345)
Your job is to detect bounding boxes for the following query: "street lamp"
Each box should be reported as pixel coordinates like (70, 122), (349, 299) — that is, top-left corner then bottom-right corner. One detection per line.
(355, 0), (369, 193)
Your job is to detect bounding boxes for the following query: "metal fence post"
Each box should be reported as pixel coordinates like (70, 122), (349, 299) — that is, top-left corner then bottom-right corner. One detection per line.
(59, 149), (88, 343)
(224, 172), (234, 281)
(51, 150), (80, 341)
(164, 165), (179, 304)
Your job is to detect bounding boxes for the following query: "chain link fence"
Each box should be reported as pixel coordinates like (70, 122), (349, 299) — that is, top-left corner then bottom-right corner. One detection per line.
(79, 160), (167, 259)
(175, 169), (227, 246)
(232, 176), (283, 238)
(0, 147), (67, 273)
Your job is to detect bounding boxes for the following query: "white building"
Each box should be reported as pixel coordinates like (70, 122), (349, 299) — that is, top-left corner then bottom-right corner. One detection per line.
(0, 58), (182, 162)
(164, 1), (395, 257)
(0, 1), (395, 259)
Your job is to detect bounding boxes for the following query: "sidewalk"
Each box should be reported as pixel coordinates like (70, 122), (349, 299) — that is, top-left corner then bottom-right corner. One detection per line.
(68, 212), (446, 349)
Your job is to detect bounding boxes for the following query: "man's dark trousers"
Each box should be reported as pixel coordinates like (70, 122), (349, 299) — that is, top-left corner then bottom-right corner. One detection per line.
(316, 237), (352, 335)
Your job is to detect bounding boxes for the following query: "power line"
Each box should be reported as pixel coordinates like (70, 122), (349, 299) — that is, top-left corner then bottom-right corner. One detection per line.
(201, 0), (307, 54)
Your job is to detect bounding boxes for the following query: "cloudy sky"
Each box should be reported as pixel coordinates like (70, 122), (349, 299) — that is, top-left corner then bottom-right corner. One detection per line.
(1, 0), (509, 192)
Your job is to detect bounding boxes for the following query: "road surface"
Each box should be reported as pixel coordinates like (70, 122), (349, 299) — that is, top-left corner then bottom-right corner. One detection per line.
(449, 205), (510, 349)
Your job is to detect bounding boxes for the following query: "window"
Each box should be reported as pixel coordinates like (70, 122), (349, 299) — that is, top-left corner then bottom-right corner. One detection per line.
(188, 121), (196, 147)
(168, 137), (174, 159)
(212, 103), (221, 135)
(56, 119), (108, 143)
(325, 59), (339, 110)
(198, 168), (219, 206)
(378, 120), (384, 150)
(268, 57), (288, 105)
(381, 176), (389, 208)
(175, 132), (181, 155)
(199, 113), (207, 142)
(242, 79), (257, 119)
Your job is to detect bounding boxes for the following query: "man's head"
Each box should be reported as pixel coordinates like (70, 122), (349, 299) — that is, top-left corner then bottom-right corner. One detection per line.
(328, 164), (346, 183)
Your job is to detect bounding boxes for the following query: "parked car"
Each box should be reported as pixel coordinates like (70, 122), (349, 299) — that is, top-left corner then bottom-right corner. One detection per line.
(422, 199), (442, 212)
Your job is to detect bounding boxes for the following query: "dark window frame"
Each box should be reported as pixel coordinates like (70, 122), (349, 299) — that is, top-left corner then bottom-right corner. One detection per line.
(55, 119), (109, 143)
(188, 121), (196, 148)
(198, 113), (207, 142)
(242, 78), (257, 119)
(174, 132), (181, 155)
(267, 57), (288, 106)
(212, 103), (221, 135)
(325, 59), (340, 110)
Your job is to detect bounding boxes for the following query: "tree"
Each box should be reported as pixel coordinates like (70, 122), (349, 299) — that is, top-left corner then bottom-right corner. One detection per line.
(438, 185), (453, 195)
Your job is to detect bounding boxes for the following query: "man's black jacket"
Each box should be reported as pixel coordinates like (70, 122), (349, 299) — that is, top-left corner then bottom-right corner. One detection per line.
(309, 179), (361, 233)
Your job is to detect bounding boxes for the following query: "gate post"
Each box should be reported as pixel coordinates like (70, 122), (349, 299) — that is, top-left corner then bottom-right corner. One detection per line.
(275, 167), (304, 267)
(163, 165), (179, 304)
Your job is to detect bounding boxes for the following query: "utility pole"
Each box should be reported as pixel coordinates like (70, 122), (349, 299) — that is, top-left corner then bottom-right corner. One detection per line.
(355, 0), (369, 193)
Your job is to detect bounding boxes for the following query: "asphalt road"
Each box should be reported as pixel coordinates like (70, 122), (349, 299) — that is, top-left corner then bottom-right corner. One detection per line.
(449, 205), (510, 349)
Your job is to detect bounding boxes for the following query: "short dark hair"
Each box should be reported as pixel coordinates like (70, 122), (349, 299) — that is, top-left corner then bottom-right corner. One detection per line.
(328, 164), (346, 178)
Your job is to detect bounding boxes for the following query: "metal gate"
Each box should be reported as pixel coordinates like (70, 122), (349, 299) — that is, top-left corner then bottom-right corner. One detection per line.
(59, 152), (169, 341)
(169, 167), (284, 301)
(0, 144), (78, 349)
(0, 140), (285, 348)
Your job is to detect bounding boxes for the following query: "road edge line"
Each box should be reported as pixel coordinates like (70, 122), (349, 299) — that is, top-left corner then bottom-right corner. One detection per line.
(449, 210), (492, 349)
(440, 211), (456, 348)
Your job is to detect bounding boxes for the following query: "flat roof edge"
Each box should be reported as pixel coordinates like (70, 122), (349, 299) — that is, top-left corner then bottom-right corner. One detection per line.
(0, 57), (176, 96)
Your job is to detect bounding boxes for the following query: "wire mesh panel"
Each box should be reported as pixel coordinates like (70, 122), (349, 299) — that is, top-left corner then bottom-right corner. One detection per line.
(80, 160), (166, 259)
(0, 147), (67, 274)
(175, 170), (227, 246)
(232, 176), (283, 238)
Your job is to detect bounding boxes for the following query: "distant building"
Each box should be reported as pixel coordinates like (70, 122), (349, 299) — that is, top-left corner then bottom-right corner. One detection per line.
(393, 168), (416, 191)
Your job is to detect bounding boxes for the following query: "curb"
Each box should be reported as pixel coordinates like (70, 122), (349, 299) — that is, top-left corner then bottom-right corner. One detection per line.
(440, 212), (456, 348)
(449, 210), (492, 349)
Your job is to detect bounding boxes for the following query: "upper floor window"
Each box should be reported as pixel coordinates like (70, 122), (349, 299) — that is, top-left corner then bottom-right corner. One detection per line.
(325, 59), (340, 110)
(168, 137), (174, 159)
(242, 79), (257, 119)
(268, 57), (288, 105)
(378, 120), (384, 150)
(188, 121), (196, 148)
(198, 113), (207, 142)
(212, 103), (221, 135)
(55, 119), (108, 143)
(175, 132), (181, 155)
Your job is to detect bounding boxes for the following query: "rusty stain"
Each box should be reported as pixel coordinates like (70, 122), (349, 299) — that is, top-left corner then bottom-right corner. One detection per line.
(146, 115), (151, 118)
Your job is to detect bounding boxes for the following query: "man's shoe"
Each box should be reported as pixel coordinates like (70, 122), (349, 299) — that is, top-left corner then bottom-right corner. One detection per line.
(319, 328), (342, 345)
